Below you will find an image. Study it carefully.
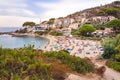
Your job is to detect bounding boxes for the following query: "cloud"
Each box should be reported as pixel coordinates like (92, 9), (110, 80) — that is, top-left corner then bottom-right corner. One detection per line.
(36, 0), (116, 19)
(0, 8), (36, 17)
(0, 0), (117, 27)
(0, 0), (27, 8)
(0, 15), (40, 27)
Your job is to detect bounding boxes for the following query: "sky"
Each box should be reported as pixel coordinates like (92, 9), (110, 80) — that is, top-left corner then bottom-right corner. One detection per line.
(0, 0), (116, 27)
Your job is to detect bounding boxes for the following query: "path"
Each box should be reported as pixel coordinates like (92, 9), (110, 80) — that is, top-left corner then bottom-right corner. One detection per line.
(66, 59), (120, 80)
(93, 59), (120, 80)
(104, 66), (120, 80)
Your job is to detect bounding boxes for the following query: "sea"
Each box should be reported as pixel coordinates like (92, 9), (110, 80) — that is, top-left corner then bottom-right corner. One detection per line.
(0, 27), (20, 32)
(0, 27), (48, 49)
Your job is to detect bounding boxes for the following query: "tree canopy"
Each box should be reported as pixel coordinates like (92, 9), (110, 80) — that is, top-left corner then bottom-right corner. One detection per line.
(106, 19), (120, 33)
(22, 22), (35, 27)
(103, 8), (119, 17)
(78, 24), (96, 36)
(47, 18), (55, 25)
(97, 8), (120, 17)
(102, 34), (120, 59)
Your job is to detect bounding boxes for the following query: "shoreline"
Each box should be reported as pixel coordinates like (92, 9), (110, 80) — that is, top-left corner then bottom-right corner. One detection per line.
(0, 32), (103, 58)
(0, 32), (50, 50)
(11, 33), (51, 50)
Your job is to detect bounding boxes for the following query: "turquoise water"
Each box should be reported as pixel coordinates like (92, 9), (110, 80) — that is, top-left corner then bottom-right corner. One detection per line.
(0, 34), (48, 49)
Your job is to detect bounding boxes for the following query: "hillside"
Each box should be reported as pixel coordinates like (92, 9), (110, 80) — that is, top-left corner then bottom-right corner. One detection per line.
(40, 1), (120, 28)
(67, 1), (120, 18)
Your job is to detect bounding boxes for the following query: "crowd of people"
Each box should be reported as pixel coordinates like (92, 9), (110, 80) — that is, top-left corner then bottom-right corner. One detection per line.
(44, 36), (103, 58)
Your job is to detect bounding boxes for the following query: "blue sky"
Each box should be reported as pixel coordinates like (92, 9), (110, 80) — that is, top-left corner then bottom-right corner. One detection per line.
(0, 0), (116, 27)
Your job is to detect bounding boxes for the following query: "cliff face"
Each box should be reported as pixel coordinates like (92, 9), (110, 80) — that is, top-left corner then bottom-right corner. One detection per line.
(40, 1), (120, 29)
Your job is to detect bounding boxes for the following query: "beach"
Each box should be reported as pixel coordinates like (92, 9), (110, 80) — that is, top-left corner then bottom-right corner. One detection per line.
(43, 35), (103, 58)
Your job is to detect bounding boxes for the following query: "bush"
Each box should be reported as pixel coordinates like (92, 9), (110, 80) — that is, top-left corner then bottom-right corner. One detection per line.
(106, 61), (120, 72)
(115, 53), (120, 62)
(43, 50), (94, 74)
(35, 31), (47, 35)
(50, 31), (63, 36)
(15, 28), (27, 33)
(0, 46), (52, 80)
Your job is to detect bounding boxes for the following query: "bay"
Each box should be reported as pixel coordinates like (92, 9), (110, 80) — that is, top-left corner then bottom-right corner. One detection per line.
(0, 34), (48, 49)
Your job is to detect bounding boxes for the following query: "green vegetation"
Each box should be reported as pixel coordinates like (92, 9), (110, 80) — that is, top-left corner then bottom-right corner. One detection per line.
(92, 22), (105, 30)
(22, 22), (35, 27)
(35, 28), (52, 35)
(97, 8), (120, 17)
(103, 34), (120, 72)
(0, 46), (52, 80)
(103, 8), (119, 17)
(47, 18), (55, 25)
(106, 19), (120, 34)
(43, 50), (94, 74)
(0, 46), (95, 79)
(35, 31), (48, 35)
(102, 37), (116, 59)
(15, 28), (27, 33)
(71, 29), (79, 36)
(78, 24), (96, 37)
(50, 31), (63, 36)
(106, 61), (120, 72)
(102, 34), (120, 59)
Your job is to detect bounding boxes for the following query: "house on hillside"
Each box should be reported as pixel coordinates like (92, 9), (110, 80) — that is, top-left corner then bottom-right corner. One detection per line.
(92, 28), (113, 36)
(90, 16), (115, 24)
(22, 25), (34, 32)
(69, 23), (79, 29)
(54, 19), (62, 26)
(40, 22), (49, 29)
(80, 12), (89, 18)
(74, 16), (88, 25)
(33, 25), (46, 32)
(58, 28), (71, 36)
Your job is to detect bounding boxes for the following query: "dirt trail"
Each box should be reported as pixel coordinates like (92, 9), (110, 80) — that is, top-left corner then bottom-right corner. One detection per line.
(93, 59), (120, 80)
(66, 59), (120, 80)
(103, 66), (120, 80)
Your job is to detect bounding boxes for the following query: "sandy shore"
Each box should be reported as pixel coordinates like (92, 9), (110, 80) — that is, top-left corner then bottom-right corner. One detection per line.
(43, 35), (103, 58)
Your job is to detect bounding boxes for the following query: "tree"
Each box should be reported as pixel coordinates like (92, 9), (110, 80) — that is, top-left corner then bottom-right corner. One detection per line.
(22, 22), (35, 27)
(102, 38), (115, 59)
(78, 24), (96, 36)
(97, 7), (120, 18)
(106, 19), (120, 33)
(92, 21), (105, 30)
(102, 44), (116, 59)
(103, 8), (119, 17)
(47, 18), (55, 25)
(102, 34), (120, 59)
(115, 34), (120, 46)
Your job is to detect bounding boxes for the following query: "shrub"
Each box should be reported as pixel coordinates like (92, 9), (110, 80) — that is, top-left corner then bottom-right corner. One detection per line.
(106, 61), (120, 72)
(0, 46), (52, 80)
(115, 53), (120, 62)
(50, 31), (63, 36)
(43, 50), (94, 74)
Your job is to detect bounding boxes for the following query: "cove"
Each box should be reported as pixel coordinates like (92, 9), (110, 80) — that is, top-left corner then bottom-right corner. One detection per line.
(0, 34), (48, 49)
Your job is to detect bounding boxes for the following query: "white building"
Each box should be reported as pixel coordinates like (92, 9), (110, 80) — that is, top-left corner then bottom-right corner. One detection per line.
(93, 28), (113, 36)
(90, 16), (115, 24)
